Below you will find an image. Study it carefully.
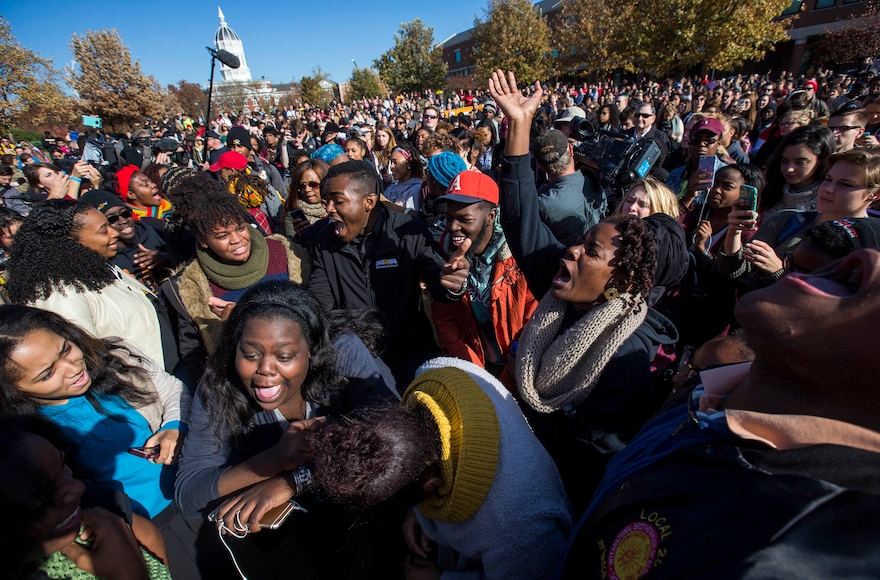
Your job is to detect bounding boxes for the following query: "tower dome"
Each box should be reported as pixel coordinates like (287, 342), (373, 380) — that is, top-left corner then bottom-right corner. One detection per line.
(214, 7), (251, 83)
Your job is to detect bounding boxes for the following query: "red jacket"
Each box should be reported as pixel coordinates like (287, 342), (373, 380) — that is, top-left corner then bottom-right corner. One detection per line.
(432, 246), (537, 369)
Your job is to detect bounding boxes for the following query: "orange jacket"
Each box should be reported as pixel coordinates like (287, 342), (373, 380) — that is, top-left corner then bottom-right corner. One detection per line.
(432, 247), (537, 369)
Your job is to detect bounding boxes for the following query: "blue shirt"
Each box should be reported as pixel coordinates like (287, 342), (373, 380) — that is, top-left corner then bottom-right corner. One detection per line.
(41, 394), (176, 518)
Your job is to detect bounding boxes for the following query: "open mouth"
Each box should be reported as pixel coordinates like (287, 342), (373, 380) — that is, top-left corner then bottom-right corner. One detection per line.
(450, 234), (467, 247)
(231, 244), (249, 256)
(119, 226), (134, 237)
(50, 506), (81, 537)
(552, 261), (573, 288)
(332, 220), (345, 236)
(253, 384), (283, 403)
(70, 369), (89, 389)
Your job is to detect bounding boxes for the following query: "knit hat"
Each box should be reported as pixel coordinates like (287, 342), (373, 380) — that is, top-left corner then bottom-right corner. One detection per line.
(802, 79), (818, 92)
(205, 129), (221, 140)
(79, 189), (125, 213)
(160, 166), (197, 195)
(310, 143), (345, 164)
(115, 164), (139, 198)
(227, 126), (252, 150)
(427, 152), (467, 187)
(402, 366), (500, 523)
(483, 102), (496, 115)
(209, 150), (248, 172)
(439, 171), (499, 205)
(809, 217), (880, 252)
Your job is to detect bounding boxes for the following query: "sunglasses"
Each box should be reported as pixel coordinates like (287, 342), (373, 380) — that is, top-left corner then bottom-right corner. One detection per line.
(298, 181), (320, 191)
(678, 345), (701, 374)
(424, 114), (438, 119)
(691, 136), (720, 145)
(107, 209), (133, 225)
(636, 112), (655, 118)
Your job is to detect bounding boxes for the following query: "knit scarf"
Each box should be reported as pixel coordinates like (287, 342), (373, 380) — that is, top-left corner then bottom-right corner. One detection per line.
(299, 199), (328, 223)
(402, 367), (500, 523)
(196, 227), (269, 290)
(516, 293), (648, 414)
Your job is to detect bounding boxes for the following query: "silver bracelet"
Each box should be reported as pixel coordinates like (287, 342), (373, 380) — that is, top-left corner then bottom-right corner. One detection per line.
(292, 465), (313, 496)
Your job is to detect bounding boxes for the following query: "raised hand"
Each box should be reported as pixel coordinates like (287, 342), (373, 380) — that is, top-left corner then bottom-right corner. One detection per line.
(488, 70), (543, 123)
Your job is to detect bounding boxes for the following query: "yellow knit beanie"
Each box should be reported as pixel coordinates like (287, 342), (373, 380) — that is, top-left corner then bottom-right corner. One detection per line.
(402, 367), (500, 523)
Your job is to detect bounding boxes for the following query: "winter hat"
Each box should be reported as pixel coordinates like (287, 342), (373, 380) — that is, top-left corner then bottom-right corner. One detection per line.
(402, 365), (500, 523)
(115, 164), (139, 199)
(427, 152), (467, 187)
(160, 166), (197, 196)
(79, 189), (125, 214)
(227, 126), (252, 150)
(310, 144), (345, 164)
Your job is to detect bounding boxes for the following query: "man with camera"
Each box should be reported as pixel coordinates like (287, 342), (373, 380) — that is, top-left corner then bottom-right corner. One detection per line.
(622, 103), (671, 181)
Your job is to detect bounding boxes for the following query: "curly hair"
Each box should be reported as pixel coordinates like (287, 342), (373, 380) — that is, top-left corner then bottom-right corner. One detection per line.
(421, 132), (460, 156)
(5, 200), (116, 303)
(392, 144), (424, 180)
(161, 171), (222, 235)
(603, 215), (656, 299)
(201, 280), (345, 443)
(306, 402), (440, 511)
(189, 190), (252, 241)
(0, 305), (154, 417)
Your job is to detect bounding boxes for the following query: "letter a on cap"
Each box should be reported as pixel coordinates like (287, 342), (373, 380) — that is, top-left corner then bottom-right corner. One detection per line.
(449, 174), (462, 192)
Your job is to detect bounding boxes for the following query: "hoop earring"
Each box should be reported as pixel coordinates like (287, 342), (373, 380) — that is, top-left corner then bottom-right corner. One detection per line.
(603, 287), (619, 301)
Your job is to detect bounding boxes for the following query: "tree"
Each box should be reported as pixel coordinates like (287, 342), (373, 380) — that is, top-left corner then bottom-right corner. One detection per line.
(374, 19), (447, 93)
(0, 17), (75, 133)
(815, 0), (879, 66)
(348, 67), (384, 101)
(68, 29), (165, 130)
(300, 67), (333, 109)
(555, 0), (793, 77)
(471, 0), (553, 84)
(167, 80), (207, 120)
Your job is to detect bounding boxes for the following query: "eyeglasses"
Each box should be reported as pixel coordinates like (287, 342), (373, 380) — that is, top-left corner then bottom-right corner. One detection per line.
(636, 112), (655, 118)
(107, 209), (133, 225)
(297, 181), (320, 191)
(691, 136), (720, 145)
(830, 125), (863, 133)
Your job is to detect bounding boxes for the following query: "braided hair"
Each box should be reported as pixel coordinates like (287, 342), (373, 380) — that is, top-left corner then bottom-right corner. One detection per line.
(604, 215), (656, 299)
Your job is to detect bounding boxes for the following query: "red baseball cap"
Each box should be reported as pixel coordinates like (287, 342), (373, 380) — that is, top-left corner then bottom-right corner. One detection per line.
(689, 117), (725, 138)
(439, 170), (499, 205)
(209, 150), (248, 172)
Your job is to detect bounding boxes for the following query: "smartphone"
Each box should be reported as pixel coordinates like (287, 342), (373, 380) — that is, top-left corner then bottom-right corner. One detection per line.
(259, 500), (306, 529)
(127, 445), (160, 460)
(290, 208), (306, 222)
(740, 185), (759, 214)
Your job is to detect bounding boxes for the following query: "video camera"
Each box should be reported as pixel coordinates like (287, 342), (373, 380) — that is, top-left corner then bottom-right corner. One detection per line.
(569, 116), (661, 201)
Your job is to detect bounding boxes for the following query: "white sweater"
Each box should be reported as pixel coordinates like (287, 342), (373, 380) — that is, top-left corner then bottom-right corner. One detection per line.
(31, 266), (164, 366)
(414, 357), (573, 580)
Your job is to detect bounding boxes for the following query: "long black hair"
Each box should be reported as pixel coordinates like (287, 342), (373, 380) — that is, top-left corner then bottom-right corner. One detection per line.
(0, 305), (154, 416)
(201, 280), (345, 441)
(762, 125), (835, 213)
(5, 200), (115, 303)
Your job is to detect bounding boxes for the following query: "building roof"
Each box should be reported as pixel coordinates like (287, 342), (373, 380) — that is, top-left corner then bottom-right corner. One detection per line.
(215, 7), (241, 44)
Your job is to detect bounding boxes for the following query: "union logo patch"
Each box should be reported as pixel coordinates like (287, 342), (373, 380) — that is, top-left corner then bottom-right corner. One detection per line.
(607, 521), (659, 580)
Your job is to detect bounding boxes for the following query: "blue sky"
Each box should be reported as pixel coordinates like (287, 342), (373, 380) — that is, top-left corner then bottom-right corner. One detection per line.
(4, 1), (484, 89)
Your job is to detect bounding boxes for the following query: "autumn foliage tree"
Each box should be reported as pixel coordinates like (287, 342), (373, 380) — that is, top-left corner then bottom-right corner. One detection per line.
(0, 17), (76, 133)
(300, 67), (334, 109)
(167, 80), (207, 120)
(68, 29), (165, 130)
(374, 19), (447, 93)
(471, 0), (553, 84)
(555, 0), (794, 77)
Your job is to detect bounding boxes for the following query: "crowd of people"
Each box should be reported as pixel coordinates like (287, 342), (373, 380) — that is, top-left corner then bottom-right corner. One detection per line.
(1, 60), (880, 580)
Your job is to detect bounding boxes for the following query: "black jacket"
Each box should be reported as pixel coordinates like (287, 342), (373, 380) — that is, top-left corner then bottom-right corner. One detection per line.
(309, 205), (455, 371)
(557, 382), (880, 578)
(500, 153), (680, 512)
